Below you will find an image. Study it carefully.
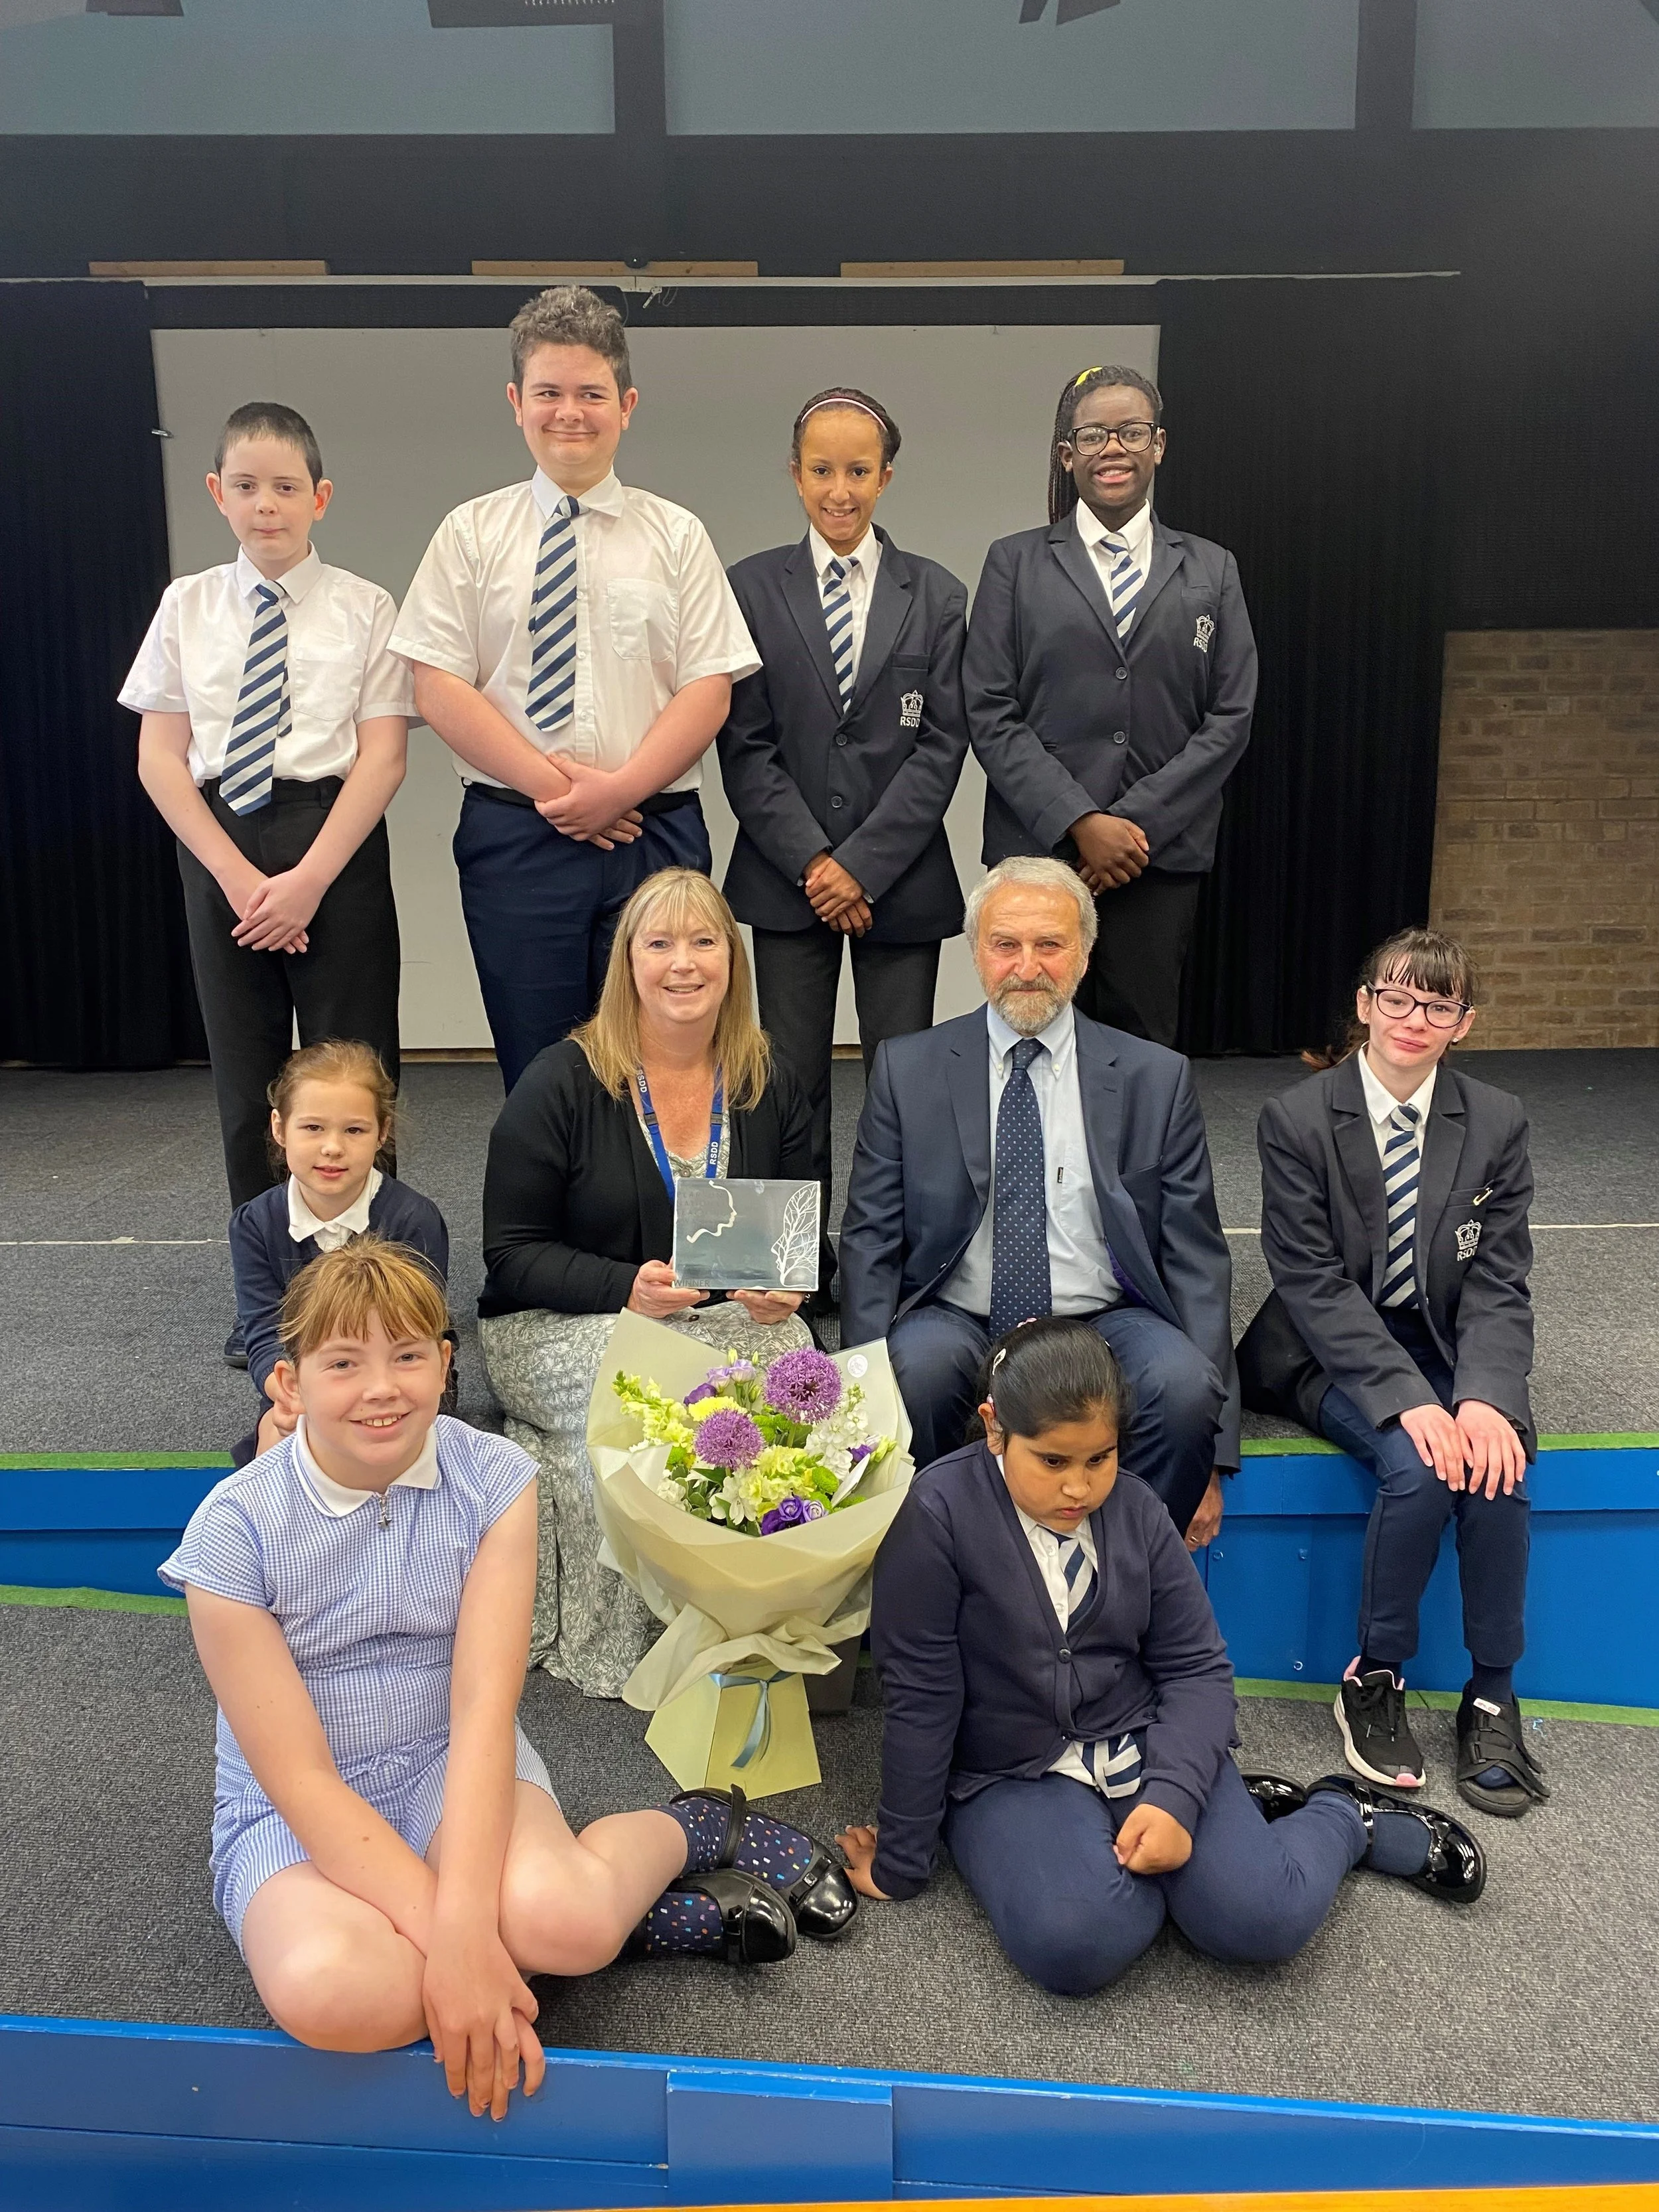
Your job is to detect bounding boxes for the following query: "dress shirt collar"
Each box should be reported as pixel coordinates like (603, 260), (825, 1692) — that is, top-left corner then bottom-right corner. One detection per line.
(985, 996), (1076, 1069)
(294, 1416), (441, 1517)
(1074, 496), (1153, 569)
(808, 524), (883, 587)
(288, 1165), (382, 1247)
(1356, 1045), (1437, 1130)
(234, 544), (321, 607)
(532, 467), (625, 521)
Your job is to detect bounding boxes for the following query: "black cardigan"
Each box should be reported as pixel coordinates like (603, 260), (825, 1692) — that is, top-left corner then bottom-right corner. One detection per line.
(479, 1039), (818, 1318)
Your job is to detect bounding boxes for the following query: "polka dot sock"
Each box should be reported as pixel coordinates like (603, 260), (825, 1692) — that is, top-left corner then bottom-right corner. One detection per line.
(660, 1794), (817, 1889)
(636, 1887), (725, 1957)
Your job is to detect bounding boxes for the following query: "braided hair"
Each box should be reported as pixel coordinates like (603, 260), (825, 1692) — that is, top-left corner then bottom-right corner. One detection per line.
(1046, 363), (1165, 526)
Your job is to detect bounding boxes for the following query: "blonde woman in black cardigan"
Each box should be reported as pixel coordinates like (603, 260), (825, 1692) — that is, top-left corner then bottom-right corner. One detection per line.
(478, 868), (816, 1696)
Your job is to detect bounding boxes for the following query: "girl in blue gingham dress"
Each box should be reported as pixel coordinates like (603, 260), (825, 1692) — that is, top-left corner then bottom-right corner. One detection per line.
(163, 1238), (851, 2122)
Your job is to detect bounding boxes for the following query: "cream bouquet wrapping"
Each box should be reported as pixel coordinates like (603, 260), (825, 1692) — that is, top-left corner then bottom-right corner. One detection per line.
(587, 1310), (914, 1797)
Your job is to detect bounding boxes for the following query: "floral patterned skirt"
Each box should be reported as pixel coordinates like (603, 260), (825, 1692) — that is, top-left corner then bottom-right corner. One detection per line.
(478, 1303), (814, 1698)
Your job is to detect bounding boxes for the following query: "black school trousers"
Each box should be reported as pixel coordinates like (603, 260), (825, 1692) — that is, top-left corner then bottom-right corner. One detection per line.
(177, 777), (401, 1209)
(1075, 867), (1202, 1049)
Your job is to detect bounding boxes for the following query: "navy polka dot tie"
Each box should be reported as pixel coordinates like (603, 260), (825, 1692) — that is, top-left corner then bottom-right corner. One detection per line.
(987, 1037), (1053, 1341)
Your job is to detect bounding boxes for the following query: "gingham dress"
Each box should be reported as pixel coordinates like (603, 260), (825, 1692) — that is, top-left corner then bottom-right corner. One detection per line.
(159, 1414), (556, 1949)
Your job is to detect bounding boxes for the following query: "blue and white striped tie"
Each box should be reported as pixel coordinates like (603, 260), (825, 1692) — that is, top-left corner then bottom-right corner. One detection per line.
(1050, 1529), (1094, 1618)
(822, 555), (855, 709)
(1046, 1529), (1143, 1800)
(219, 582), (290, 816)
(526, 495), (580, 734)
(1098, 533), (1144, 643)
(1379, 1103), (1423, 1309)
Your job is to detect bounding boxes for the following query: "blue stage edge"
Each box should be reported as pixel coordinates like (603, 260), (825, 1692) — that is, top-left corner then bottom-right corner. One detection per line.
(5, 2017), (1659, 2210)
(7, 1437), (1658, 1707)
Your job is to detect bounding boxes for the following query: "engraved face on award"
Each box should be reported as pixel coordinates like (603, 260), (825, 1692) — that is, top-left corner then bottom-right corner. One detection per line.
(672, 1179), (822, 1294)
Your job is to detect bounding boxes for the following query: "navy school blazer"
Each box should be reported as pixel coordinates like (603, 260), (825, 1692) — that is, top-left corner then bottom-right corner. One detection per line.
(1237, 1056), (1537, 1453)
(229, 1175), (451, 1400)
(964, 512), (1256, 875)
(837, 1006), (1242, 1468)
(869, 1440), (1238, 1899)
(717, 530), (970, 942)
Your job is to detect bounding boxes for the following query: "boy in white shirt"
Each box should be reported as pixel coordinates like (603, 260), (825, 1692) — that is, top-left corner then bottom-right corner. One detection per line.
(390, 286), (758, 1091)
(122, 402), (411, 1362)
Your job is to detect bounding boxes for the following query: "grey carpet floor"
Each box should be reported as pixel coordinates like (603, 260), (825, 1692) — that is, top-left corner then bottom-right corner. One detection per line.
(3, 1051), (1655, 1453)
(1, 1603), (1655, 2124)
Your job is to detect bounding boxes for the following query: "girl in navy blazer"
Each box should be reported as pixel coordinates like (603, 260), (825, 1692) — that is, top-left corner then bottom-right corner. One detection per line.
(837, 1320), (1484, 1994)
(717, 387), (970, 1201)
(229, 1039), (450, 1463)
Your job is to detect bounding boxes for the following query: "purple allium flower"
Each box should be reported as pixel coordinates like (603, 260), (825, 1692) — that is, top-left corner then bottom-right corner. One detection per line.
(696, 1408), (764, 1469)
(758, 1495), (808, 1534)
(684, 1381), (717, 1406)
(764, 1347), (843, 1422)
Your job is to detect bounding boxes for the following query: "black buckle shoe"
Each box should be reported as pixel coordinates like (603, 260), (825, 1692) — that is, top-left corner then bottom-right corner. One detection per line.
(1242, 1771), (1309, 1822)
(673, 1868), (797, 1964)
(1310, 1773), (1486, 1905)
(671, 1784), (858, 1941)
(1456, 1693), (1551, 1818)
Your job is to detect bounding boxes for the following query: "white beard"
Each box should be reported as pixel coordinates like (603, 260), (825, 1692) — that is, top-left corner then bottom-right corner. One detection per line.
(990, 983), (1067, 1037)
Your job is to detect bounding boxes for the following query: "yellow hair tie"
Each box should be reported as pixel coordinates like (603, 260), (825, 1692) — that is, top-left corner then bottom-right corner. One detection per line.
(1073, 366), (1104, 386)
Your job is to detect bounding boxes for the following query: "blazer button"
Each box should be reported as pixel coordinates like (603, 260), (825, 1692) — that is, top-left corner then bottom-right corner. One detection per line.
(1112, 731), (1127, 745)
(830, 795), (844, 808)
(1115, 667), (1128, 682)
(1058, 1647), (1070, 1660)
(835, 735), (848, 747)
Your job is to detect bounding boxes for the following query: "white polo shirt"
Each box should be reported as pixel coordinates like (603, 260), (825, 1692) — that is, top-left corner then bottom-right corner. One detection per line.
(118, 547), (413, 787)
(389, 468), (760, 791)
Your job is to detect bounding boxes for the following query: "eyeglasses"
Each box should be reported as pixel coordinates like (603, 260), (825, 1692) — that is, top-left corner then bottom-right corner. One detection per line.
(1366, 986), (1471, 1029)
(1063, 421), (1159, 455)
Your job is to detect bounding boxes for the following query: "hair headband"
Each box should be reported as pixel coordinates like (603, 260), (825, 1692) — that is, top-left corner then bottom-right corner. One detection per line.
(798, 396), (887, 427)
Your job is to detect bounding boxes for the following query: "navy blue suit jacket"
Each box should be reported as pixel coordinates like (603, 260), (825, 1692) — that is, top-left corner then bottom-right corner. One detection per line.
(718, 530), (969, 942)
(230, 1175), (450, 1398)
(869, 1440), (1237, 1899)
(964, 512), (1256, 874)
(837, 1005), (1241, 1466)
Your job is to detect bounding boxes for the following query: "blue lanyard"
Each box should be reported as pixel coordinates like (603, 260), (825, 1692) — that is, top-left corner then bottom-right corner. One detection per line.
(635, 1064), (724, 1197)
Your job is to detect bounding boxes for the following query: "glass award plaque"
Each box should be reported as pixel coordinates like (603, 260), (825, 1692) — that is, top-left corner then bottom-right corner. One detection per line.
(672, 1178), (822, 1294)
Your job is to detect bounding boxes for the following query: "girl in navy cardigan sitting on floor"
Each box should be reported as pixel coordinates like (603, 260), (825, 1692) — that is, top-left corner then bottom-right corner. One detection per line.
(230, 1038), (449, 1461)
(837, 1319), (1486, 1994)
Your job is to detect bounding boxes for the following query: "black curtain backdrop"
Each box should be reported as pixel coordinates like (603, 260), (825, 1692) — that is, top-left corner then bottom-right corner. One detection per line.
(1156, 277), (1453, 1057)
(0, 282), (204, 1069)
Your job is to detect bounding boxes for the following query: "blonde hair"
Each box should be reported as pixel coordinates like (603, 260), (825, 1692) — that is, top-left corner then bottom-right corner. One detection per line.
(269, 1038), (397, 1132)
(278, 1237), (449, 1366)
(571, 869), (771, 1111)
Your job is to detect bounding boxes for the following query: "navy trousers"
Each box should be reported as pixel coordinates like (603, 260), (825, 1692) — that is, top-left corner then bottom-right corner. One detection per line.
(945, 1759), (1366, 1996)
(1317, 1308), (1530, 1671)
(453, 787), (711, 1094)
(888, 1299), (1223, 1532)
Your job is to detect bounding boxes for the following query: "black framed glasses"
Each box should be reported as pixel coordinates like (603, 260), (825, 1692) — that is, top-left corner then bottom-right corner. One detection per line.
(1366, 986), (1471, 1029)
(1063, 421), (1159, 455)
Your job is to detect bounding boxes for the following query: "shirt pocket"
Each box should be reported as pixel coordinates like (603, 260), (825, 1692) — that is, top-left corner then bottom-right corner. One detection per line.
(607, 577), (678, 666)
(293, 610), (371, 731)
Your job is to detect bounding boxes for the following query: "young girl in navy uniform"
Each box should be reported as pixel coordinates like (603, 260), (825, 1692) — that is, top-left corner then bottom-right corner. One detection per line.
(229, 1039), (449, 1463)
(837, 1319), (1483, 1995)
(162, 1240), (855, 2114)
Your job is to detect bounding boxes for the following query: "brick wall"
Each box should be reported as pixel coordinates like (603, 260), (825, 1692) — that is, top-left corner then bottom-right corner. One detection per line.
(1429, 630), (1659, 1049)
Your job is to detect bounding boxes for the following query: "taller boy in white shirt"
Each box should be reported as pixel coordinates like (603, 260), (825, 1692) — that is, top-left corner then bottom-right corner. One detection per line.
(123, 402), (411, 1361)
(392, 286), (759, 1091)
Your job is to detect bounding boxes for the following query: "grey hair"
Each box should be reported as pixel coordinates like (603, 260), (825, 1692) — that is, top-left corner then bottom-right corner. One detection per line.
(964, 857), (1099, 954)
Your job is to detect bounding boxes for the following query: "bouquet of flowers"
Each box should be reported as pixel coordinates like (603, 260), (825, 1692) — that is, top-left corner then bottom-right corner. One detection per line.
(587, 1312), (914, 1797)
(611, 1345), (897, 1537)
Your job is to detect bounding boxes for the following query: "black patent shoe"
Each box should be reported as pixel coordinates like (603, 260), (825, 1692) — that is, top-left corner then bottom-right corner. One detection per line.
(1242, 1771), (1308, 1822)
(1310, 1773), (1486, 1905)
(674, 1868), (797, 1964)
(670, 1783), (858, 1941)
(1456, 1692), (1551, 1818)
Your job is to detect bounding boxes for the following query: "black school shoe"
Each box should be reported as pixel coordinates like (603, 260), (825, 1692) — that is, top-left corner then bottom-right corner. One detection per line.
(622, 1868), (797, 1966)
(1456, 1692), (1551, 1818)
(1309, 1774), (1486, 1905)
(1242, 1771), (1309, 1822)
(1335, 1666), (1425, 1789)
(222, 1321), (249, 1370)
(672, 1784), (859, 1941)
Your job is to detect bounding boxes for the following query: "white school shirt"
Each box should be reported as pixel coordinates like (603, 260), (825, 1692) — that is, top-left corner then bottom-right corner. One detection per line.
(1074, 496), (1155, 611)
(294, 1414), (440, 1517)
(288, 1166), (382, 1252)
(118, 547), (413, 786)
(1356, 1048), (1437, 1169)
(808, 523), (883, 687)
(940, 1002), (1121, 1321)
(389, 468), (760, 791)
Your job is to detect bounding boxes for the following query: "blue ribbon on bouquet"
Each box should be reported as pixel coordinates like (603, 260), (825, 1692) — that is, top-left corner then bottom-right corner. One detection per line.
(712, 1668), (790, 1768)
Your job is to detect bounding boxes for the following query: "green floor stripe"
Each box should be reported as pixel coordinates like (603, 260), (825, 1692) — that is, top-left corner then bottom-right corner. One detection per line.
(1236, 1678), (1659, 1726)
(0, 1584), (186, 1615)
(0, 1453), (232, 1471)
